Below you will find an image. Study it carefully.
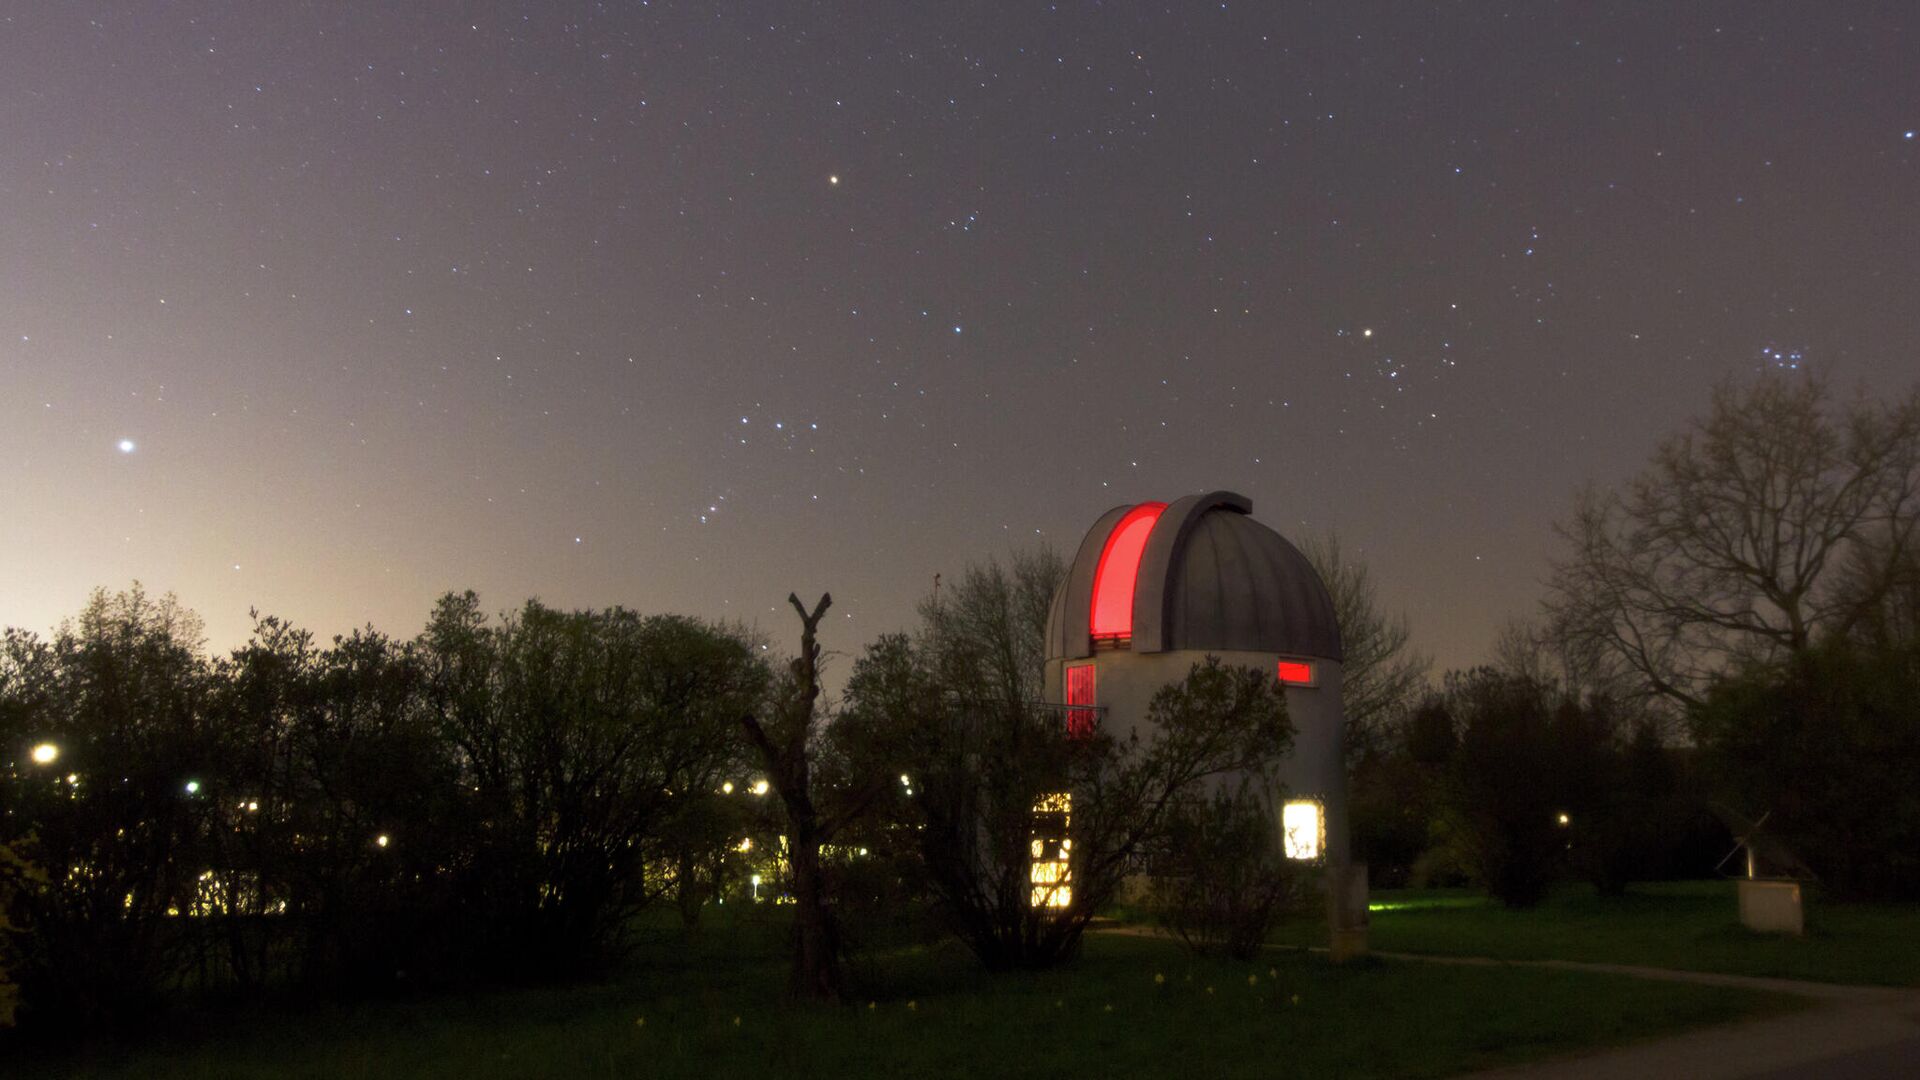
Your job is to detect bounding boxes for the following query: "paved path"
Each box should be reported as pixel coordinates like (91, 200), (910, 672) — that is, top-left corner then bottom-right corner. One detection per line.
(1098, 926), (1920, 1077)
(1391, 952), (1920, 1080)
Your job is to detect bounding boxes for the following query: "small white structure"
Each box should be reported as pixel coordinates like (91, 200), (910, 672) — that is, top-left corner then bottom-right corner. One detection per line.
(1040, 491), (1363, 948)
(1738, 880), (1805, 936)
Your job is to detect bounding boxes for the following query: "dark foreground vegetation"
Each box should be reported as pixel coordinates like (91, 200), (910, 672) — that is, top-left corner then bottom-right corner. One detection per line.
(11, 911), (1792, 1080)
(0, 562), (1297, 1032)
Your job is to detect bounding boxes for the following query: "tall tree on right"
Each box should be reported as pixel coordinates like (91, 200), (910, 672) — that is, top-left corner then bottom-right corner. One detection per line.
(1546, 374), (1920, 710)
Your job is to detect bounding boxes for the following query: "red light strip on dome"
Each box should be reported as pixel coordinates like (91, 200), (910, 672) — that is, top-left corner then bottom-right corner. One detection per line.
(1277, 659), (1315, 686)
(1089, 502), (1167, 642)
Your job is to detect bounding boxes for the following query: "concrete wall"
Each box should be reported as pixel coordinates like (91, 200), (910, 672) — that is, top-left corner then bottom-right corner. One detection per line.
(1045, 648), (1350, 864)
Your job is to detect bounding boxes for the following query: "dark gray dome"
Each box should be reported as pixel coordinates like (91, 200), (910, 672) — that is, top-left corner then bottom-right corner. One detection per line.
(1045, 491), (1343, 662)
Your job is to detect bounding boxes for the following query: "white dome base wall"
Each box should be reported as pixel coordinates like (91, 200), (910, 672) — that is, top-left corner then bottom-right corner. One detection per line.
(1045, 648), (1350, 865)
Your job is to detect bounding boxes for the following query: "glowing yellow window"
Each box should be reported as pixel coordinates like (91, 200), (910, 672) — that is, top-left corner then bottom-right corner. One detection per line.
(1282, 799), (1324, 861)
(1030, 791), (1073, 908)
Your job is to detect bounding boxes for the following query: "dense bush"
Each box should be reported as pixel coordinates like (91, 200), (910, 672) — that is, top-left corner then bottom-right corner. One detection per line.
(1693, 639), (1920, 900)
(1149, 782), (1302, 960)
(1433, 673), (1568, 908)
(0, 838), (42, 1027)
(0, 586), (767, 1029)
(0, 589), (220, 1024)
(1349, 696), (1453, 888)
(1339, 655), (1726, 906)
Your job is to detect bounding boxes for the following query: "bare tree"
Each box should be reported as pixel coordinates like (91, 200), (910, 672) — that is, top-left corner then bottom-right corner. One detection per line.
(918, 547), (1065, 709)
(1493, 616), (1647, 713)
(739, 593), (883, 1002)
(1547, 375), (1920, 708)
(1299, 532), (1430, 754)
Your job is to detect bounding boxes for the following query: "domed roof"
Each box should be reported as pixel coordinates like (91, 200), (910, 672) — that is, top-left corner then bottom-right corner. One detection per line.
(1045, 491), (1343, 662)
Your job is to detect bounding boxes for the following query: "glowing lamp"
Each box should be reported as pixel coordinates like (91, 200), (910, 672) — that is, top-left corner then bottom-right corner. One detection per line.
(30, 742), (58, 765)
(1277, 659), (1315, 686)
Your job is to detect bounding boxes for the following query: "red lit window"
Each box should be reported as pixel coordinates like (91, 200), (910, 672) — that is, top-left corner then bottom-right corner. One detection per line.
(1277, 659), (1315, 686)
(1065, 664), (1096, 738)
(1089, 502), (1168, 642)
(1066, 664), (1096, 706)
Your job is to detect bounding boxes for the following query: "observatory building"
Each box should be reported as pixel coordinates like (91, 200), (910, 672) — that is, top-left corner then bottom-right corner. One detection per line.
(1042, 490), (1353, 874)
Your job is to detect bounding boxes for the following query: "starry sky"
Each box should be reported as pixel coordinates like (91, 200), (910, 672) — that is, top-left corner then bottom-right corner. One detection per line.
(3, 3), (1916, 673)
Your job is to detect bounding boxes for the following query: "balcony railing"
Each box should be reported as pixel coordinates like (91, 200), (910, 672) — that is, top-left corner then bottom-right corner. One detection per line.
(939, 697), (1106, 743)
(1031, 701), (1104, 739)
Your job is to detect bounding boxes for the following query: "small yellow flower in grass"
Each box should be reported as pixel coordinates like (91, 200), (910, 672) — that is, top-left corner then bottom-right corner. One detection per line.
(1289, 994), (1301, 1006)
(732, 1016), (742, 1027)
(907, 1000), (917, 1011)
(1247, 974), (1258, 987)
(634, 1017), (645, 1027)
(1205, 986), (1215, 995)
(868, 1002), (877, 1010)
(1103, 1004), (1113, 1013)
(1268, 967), (1278, 979)
(1153, 972), (1166, 985)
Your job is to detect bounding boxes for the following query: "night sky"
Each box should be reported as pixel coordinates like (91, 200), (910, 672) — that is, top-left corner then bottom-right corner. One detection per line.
(3, 4), (1916, 673)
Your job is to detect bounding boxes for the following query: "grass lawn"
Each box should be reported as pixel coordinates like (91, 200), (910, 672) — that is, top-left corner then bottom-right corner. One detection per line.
(1269, 880), (1920, 987)
(14, 913), (1794, 1080)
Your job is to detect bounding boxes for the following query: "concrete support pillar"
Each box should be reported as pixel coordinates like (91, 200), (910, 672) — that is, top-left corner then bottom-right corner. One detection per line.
(1326, 860), (1370, 962)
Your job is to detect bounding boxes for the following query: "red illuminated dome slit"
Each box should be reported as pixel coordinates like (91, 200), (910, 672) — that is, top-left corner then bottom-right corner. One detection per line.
(1089, 502), (1167, 642)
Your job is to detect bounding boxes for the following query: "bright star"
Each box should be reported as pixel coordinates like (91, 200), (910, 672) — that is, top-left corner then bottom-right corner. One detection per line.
(828, 174), (840, 185)
(117, 439), (136, 453)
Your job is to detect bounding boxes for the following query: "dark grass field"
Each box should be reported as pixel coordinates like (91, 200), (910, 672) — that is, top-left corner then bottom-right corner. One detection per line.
(1269, 880), (1920, 987)
(11, 908), (1796, 1080)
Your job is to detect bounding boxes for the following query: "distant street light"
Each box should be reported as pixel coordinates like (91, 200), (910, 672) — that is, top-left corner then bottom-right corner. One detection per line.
(30, 742), (59, 765)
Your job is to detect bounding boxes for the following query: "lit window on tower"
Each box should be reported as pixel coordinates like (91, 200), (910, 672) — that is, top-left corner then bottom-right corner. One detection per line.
(1277, 659), (1315, 686)
(1030, 791), (1073, 908)
(1064, 663), (1096, 737)
(1282, 799), (1325, 861)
